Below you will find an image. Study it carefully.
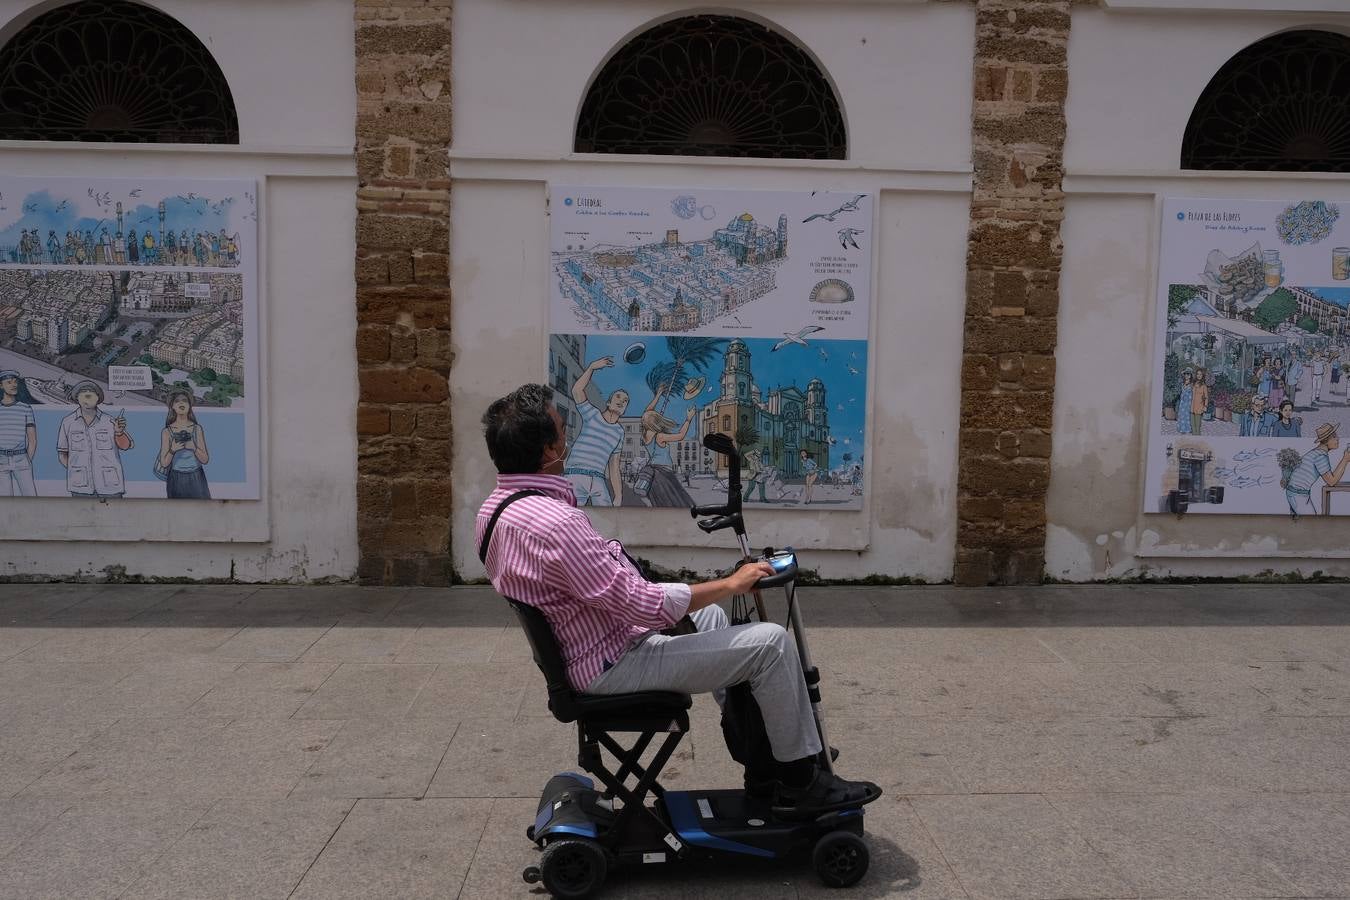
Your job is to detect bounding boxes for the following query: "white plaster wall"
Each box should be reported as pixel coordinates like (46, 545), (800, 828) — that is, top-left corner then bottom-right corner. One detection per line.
(1064, 6), (1350, 175)
(0, 0), (360, 581)
(449, 0), (974, 582)
(1048, 4), (1350, 580)
(454, 0), (974, 167)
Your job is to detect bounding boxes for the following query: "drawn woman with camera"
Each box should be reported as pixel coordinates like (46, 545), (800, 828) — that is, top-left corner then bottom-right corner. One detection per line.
(157, 390), (210, 499)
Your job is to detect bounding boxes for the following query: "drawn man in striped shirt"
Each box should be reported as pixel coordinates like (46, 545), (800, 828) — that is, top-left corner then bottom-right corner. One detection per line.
(564, 355), (628, 506)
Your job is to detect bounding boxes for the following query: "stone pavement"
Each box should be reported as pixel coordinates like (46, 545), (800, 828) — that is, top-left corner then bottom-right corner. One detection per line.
(1, 581), (1349, 899)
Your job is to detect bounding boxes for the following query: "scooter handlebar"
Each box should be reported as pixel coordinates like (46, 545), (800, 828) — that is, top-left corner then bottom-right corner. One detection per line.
(697, 513), (742, 534)
(690, 502), (730, 518)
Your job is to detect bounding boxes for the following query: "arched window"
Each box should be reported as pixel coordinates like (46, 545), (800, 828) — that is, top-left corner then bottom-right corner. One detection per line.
(576, 14), (845, 159)
(1182, 30), (1350, 172)
(0, 0), (238, 143)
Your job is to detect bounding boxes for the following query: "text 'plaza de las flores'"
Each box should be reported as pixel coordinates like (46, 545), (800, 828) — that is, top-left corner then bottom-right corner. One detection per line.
(556, 211), (789, 333)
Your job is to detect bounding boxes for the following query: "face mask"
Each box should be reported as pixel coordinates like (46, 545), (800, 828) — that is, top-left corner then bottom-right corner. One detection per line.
(541, 440), (567, 473)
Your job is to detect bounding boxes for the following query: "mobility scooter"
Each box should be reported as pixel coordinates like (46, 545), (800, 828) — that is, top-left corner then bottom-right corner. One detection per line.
(480, 432), (879, 898)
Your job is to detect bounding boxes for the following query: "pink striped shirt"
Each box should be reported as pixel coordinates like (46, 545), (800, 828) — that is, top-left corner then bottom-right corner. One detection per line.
(476, 474), (691, 692)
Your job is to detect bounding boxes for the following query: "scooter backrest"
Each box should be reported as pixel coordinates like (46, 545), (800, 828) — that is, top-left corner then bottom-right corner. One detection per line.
(505, 598), (582, 722)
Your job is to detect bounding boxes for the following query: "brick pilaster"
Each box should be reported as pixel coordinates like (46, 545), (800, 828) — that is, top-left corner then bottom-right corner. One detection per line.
(354, 0), (454, 585)
(955, 0), (1071, 585)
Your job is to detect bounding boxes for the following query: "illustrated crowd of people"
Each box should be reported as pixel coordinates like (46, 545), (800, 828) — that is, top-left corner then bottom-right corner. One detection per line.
(0, 369), (210, 499)
(1178, 345), (1350, 439)
(11, 226), (240, 268)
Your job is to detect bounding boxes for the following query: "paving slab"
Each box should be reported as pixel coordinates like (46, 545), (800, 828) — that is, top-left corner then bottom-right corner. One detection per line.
(0, 626), (50, 662)
(15, 626), (153, 662)
(393, 624), (507, 663)
(297, 623), (418, 662)
(410, 661), (530, 720)
(121, 798), (354, 899)
(1206, 792), (1350, 896)
(909, 793), (1137, 900)
(0, 583), (101, 623)
(244, 585), (410, 622)
(0, 798), (69, 857)
(209, 622), (337, 661)
(1044, 792), (1302, 897)
(83, 659), (242, 717)
(289, 718), (458, 799)
(111, 625), (247, 659)
(124, 585), (262, 626)
(384, 588), (513, 627)
(19, 716), (342, 801)
(185, 659), (338, 718)
(291, 662), (436, 719)
(0, 799), (207, 900)
(0, 658), (136, 723)
(42, 584), (183, 625)
(427, 716), (578, 798)
(289, 797), (492, 900)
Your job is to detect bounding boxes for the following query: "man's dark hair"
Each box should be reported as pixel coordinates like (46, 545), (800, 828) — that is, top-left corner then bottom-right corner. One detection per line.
(482, 383), (559, 474)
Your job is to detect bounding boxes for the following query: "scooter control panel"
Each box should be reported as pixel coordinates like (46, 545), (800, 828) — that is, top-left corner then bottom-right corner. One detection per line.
(755, 548), (798, 589)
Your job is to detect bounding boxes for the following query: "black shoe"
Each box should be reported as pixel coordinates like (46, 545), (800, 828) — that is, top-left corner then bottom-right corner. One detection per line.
(771, 769), (882, 819)
(744, 773), (776, 800)
(743, 747), (840, 800)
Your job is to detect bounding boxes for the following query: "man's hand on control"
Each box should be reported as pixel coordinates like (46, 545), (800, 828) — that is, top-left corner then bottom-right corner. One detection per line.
(686, 560), (775, 613)
(728, 560), (775, 593)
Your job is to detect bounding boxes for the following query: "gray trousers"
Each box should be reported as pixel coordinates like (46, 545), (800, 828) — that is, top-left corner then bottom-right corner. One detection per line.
(586, 605), (822, 763)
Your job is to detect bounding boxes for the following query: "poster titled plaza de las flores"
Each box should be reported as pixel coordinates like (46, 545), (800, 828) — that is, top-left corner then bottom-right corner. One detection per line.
(549, 185), (872, 510)
(0, 177), (259, 500)
(1147, 197), (1350, 518)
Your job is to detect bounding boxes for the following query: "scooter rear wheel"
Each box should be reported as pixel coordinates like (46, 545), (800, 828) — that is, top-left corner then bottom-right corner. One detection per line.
(813, 830), (869, 888)
(540, 838), (607, 899)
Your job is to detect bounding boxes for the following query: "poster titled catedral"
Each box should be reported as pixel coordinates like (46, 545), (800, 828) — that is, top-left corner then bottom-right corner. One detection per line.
(549, 184), (873, 511)
(0, 177), (259, 500)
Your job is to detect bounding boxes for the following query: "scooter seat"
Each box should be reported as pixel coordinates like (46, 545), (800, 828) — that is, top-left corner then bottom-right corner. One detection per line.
(562, 690), (693, 722)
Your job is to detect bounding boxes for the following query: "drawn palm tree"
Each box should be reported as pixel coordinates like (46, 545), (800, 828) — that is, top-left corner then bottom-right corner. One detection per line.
(652, 335), (727, 415)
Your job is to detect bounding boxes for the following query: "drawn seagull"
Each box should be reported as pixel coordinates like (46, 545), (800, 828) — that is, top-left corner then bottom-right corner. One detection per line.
(802, 194), (866, 224)
(837, 227), (864, 249)
(847, 365), (860, 376)
(129, 189), (142, 198)
(818, 347), (829, 362)
(771, 325), (825, 352)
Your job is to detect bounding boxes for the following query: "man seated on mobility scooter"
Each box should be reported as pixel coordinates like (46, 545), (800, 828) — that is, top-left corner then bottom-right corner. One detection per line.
(476, 383), (880, 816)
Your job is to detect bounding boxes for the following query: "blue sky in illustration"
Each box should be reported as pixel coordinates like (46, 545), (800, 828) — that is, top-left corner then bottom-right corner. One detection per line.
(573, 333), (868, 467)
(0, 188), (243, 252)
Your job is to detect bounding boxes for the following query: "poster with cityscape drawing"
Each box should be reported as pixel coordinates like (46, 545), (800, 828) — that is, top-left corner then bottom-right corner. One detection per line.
(1146, 197), (1350, 518)
(0, 177), (259, 500)
(549, 185), (871, 510)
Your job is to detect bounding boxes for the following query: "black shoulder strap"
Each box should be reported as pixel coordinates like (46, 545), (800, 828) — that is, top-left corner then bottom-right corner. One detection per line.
(478, 489), (546, 564)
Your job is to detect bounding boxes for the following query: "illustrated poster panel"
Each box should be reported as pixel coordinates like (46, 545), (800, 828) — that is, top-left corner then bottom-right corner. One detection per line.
(1146, 197), (1350, 517)
(549, 185), (871, 510)
(0, 177), (259, 499)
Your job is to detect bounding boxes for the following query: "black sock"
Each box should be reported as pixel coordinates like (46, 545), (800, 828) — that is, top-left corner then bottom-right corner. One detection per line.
(774, 756), (816, 788)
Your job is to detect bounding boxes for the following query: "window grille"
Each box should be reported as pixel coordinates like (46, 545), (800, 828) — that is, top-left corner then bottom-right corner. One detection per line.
(0, 0), (238, 143)
(576, 15), (845, 159)
(1182, 30), (1350, 172)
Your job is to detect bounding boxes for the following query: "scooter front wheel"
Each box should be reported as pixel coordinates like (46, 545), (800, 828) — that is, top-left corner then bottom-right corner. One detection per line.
(540, 837), (608, 899)
(813, 830), (869, 888)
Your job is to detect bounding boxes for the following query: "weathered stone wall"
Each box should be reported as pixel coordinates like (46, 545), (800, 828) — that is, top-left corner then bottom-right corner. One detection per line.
(354, 0), (454, 585)
(955, 0), (1071, 585)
